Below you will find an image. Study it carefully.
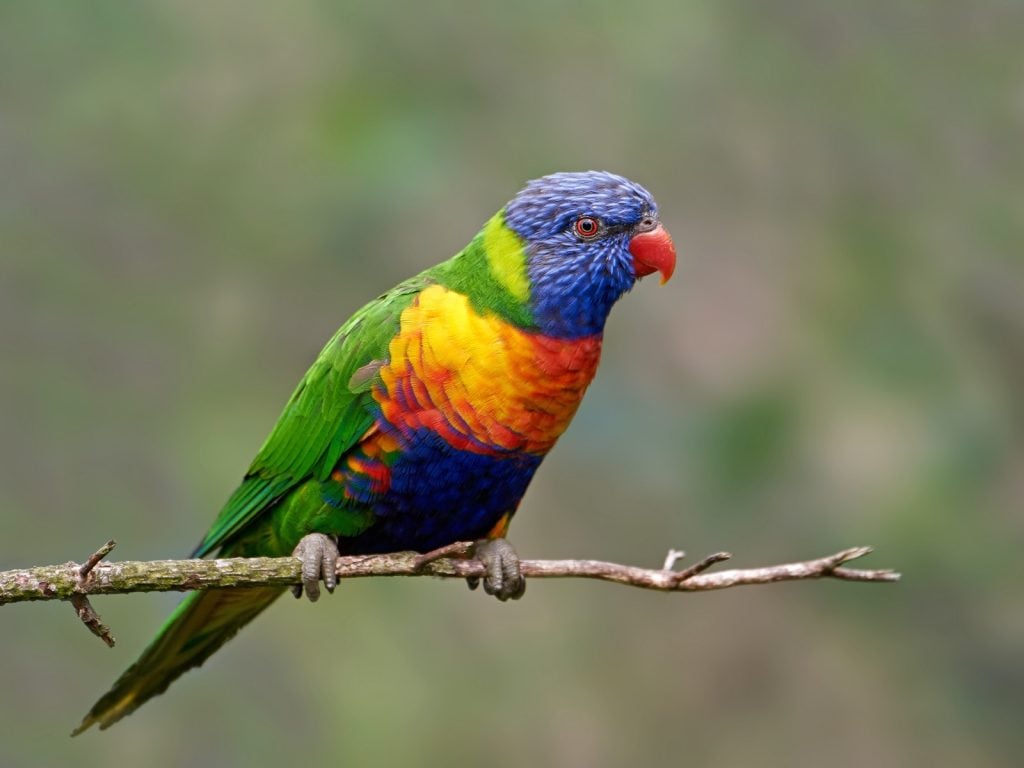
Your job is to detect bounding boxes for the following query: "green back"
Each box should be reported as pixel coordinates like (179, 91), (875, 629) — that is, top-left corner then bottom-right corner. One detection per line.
(191, 275), (429, 557)
(191, 211), (537, 558)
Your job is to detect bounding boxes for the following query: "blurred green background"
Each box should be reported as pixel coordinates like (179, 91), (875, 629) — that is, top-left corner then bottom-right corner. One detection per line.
(1, 2), (1021, 766)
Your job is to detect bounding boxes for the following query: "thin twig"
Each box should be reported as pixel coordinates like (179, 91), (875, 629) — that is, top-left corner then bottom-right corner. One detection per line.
(69, 540), (118, 647)
(673, 552), (732, 583)
(69, 595), (116, 647)
(412, 541), (476, 570)
(0, 543), (899, 614)
(662, 549), (687, 571)
(78, 540), (117, 580)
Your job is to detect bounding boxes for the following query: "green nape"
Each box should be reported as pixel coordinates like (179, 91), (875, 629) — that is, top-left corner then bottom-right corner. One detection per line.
(432, 211), (536, 330)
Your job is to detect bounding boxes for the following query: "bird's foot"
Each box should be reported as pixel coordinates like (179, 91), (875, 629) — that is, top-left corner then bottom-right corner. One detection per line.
(291, 533), (339, 602)
(467, 538), (526, 602)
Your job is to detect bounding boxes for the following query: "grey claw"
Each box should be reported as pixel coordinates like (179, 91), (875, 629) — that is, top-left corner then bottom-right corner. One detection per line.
(473, 538), (525, 602)
(291, 533), (340, 603)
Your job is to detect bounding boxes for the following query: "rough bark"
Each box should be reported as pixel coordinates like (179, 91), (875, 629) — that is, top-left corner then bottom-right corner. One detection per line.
(0, 541), (899, 645)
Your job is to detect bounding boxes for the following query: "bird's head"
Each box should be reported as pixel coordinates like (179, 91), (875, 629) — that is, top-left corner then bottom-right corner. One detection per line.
(499, 170), (676, 338)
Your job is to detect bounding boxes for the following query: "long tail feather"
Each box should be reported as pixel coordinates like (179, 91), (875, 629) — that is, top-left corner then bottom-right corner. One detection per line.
(73, 586), (283, 735)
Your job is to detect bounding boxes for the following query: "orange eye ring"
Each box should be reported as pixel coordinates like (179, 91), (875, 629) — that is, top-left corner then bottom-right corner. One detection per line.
(573, 216), (600, 240)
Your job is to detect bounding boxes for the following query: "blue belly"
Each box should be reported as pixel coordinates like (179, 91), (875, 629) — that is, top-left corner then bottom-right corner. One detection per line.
(336, 427), (543, 554)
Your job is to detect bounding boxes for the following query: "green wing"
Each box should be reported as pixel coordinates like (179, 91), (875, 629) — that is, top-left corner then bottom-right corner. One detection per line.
(191, 277), (429, 557)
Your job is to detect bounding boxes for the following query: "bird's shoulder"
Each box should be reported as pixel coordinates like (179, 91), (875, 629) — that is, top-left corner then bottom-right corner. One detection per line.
(192, 272), (435, 556)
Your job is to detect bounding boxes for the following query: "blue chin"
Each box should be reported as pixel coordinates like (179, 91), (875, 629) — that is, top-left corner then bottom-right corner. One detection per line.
(528, 245), (636, 338)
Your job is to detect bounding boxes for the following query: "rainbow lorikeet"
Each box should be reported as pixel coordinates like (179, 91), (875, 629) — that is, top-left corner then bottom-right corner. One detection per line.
(74, 170), (676, 733)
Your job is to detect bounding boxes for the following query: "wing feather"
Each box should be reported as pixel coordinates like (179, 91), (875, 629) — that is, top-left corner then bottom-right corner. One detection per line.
(191, 278), (428, 556)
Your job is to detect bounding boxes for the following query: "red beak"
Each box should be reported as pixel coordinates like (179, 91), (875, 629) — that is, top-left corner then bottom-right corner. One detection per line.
(629, 224), (676, 284)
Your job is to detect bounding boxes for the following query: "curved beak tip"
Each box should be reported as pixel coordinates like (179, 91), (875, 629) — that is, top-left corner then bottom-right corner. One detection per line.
(629, 224), (677, 285)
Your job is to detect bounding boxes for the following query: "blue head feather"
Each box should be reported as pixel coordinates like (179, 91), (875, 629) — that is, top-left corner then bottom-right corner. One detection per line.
(503, 171), (660, 338)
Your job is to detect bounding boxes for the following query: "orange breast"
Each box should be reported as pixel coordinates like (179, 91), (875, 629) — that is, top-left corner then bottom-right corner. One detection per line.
(375, 285), (602, 455)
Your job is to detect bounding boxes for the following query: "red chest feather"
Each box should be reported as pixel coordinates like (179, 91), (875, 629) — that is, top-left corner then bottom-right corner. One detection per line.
(374, 286), (602, 455)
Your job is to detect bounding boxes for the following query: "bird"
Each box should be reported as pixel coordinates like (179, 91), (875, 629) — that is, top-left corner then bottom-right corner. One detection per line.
(73, 170), (676, 734)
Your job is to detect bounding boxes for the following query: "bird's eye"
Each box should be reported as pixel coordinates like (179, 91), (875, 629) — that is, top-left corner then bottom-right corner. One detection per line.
(574, 216), (601, 240)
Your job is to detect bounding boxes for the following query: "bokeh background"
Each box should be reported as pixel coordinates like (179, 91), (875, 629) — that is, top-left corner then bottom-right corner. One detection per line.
(1, 2), (1021, 766)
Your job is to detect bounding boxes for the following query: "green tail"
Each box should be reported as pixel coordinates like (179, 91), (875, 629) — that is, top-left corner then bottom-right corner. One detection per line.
(72, 586), (283, 735)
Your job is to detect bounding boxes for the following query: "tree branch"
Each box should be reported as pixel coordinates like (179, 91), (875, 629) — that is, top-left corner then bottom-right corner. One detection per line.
(0, 541), (899, 644)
